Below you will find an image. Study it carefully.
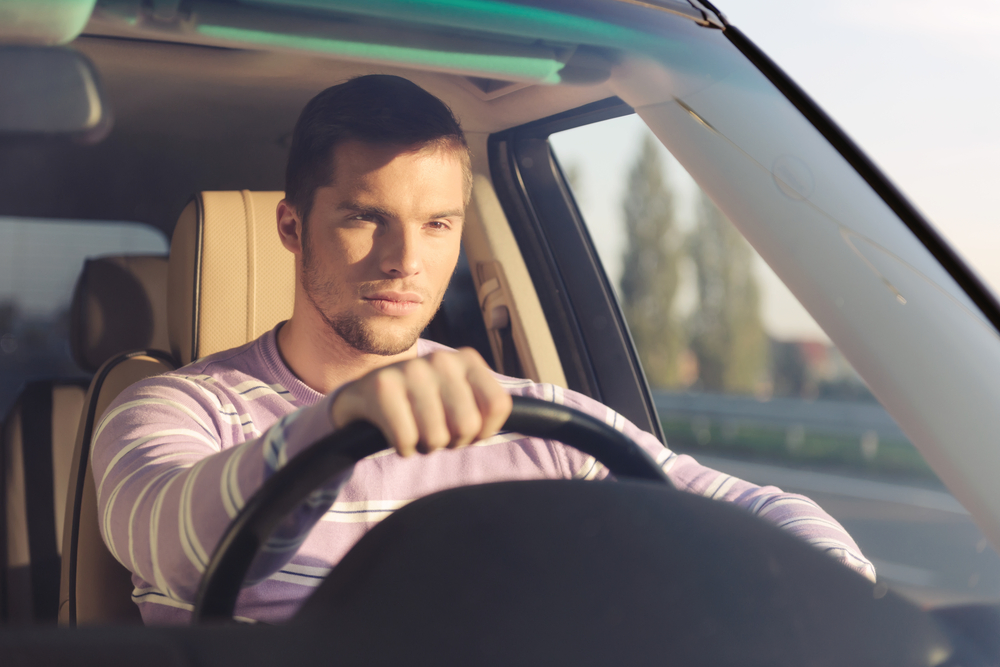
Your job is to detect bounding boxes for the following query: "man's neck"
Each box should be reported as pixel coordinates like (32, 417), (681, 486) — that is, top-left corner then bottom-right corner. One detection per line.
(276, 312), (418, 395)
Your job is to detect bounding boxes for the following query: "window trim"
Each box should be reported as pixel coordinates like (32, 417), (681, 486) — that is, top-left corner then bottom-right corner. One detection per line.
(488, 98), (665, 441)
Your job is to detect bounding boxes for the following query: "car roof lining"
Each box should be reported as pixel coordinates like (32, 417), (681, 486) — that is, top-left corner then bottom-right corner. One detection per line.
(0, 35), (615, 234)
(75, 35), (617, 135)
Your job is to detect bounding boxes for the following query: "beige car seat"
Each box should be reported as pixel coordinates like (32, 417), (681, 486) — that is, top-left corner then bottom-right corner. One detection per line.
(58, 191), (290, 625)
(1, 255), (167, 624)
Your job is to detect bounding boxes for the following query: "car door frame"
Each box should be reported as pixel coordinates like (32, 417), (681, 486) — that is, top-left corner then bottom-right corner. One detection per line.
(489, 97), (665, 441)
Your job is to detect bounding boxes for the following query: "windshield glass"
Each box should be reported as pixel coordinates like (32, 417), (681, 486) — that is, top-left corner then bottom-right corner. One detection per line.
(551, 114), (1000, 607)
(534, 2), (1000, 569)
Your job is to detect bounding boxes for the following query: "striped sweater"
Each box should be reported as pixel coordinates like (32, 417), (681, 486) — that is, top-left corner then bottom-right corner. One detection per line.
(92, 325), (876, 624)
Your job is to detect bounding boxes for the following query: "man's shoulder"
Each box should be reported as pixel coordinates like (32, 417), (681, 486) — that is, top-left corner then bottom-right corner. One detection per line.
(175, 338), (261, 381)
(92, 332), (312, 456)
(162, 338), (260, 385)
(117, 336), (280, 404)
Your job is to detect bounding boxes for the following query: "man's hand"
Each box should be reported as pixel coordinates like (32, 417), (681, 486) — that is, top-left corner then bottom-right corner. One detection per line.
(330, 348), (513, 457)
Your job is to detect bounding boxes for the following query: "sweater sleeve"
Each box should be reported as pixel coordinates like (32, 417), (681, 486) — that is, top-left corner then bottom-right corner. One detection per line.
(91, 375), (346, 607)
(514, 381), (877, 582)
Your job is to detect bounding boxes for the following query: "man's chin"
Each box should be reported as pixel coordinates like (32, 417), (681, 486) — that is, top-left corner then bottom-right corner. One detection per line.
(328, 314), (424, 357)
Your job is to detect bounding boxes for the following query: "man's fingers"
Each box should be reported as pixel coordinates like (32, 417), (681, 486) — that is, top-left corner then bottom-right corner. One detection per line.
(461, 349), (513, 441)
(403, 359), (451, 453)
(368, 369), (422, 457)
(333, 369), (421, 457)
(430, 351), (484, 448)
(330, 348), (513, 457)
(441, 383), (483, 449)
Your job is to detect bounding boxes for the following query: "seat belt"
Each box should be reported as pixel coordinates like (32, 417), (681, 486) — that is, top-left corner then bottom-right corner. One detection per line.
(19, 381), (60, 623)
(477, 261), (526, 378)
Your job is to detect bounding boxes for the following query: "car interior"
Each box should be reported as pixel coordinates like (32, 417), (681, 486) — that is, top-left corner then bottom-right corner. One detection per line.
(1, 0), (660, 628)
(3, 0), (1000, 664)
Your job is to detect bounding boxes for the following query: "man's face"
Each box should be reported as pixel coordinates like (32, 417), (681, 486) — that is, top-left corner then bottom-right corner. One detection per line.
(299, 140), (466, 356)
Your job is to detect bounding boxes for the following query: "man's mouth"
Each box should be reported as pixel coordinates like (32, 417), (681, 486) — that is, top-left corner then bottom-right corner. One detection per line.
(362, 291), (424, 316)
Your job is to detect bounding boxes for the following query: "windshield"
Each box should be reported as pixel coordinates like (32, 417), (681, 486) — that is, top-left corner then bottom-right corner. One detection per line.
(551, 112), (1000, 606)
(533, 7), (1000, 564)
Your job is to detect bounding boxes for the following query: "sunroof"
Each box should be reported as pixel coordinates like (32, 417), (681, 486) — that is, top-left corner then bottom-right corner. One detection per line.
(184, 0), (707, 83)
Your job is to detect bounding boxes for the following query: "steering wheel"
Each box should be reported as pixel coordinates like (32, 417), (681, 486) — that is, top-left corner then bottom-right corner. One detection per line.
(192, 395), (671, 622)
(188, 397), (960, 667)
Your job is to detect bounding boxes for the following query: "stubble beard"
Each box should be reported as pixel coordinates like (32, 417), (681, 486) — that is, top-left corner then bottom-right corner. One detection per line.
(301, 239), (445, 356)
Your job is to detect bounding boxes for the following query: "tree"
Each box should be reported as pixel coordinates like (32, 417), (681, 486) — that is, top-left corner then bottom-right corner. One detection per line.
(618, 135), (682, 388)
(687, 192), (766, 393)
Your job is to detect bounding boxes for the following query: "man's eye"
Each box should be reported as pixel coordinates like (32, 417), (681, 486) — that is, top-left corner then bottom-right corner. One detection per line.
(428, 220), (450, 230)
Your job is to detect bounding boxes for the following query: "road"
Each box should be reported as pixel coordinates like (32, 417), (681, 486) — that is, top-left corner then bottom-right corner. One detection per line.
(695, 453), (1000, 608)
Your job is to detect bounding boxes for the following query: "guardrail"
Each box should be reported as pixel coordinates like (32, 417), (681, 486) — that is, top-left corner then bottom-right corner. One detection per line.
(652, 390), (907, 441)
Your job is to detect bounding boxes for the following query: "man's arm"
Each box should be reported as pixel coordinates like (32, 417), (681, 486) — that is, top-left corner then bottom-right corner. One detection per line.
(92, 375), (345, 607)
(93, 348), (512, 611)
(515, 381), (877, 582)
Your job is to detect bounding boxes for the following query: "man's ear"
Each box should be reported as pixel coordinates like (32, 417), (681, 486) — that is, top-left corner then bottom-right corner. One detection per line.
(276, 199), (304, 255)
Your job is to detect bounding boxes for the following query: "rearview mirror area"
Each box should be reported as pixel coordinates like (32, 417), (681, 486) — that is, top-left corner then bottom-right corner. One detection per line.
(0, 46), (111, 142)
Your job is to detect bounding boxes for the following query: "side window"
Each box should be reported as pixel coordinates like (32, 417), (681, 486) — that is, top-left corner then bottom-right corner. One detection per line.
(0, 218), (168, 415)
(550, 115), (1000, 606)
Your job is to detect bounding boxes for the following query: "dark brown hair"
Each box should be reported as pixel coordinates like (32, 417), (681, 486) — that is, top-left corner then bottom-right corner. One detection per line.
(285, 74), (471, 223)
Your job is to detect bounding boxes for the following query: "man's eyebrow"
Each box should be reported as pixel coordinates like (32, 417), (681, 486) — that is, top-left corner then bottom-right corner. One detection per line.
(429, 209), (465, 219)
(337, 201), (395, 218)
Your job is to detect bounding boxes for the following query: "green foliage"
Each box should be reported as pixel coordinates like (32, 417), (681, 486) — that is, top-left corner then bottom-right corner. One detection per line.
(686, 192), (767, 394)
(618, 136), (682, 388)
(617, 137), (767, 394)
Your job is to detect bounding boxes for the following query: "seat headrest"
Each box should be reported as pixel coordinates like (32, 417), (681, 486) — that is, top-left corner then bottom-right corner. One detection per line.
(70, 255), (169, 373)
(168, 191), (293, 365)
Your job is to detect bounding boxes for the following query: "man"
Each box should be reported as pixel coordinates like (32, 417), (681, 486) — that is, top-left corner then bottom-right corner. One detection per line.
(93, 75), (875, 625)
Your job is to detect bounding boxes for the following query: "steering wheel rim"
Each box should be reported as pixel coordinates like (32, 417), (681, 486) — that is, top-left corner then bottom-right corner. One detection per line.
(192, 395), (672, 623)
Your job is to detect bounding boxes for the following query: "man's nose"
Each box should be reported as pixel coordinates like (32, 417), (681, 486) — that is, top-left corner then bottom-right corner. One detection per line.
(379, 224), (422, 277)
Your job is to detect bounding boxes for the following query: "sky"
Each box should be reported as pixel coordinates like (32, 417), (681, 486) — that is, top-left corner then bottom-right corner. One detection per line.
(719, 0), (1000, 279)
(724, 0), (1000, 339)
(556, 0), (1000, 342)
